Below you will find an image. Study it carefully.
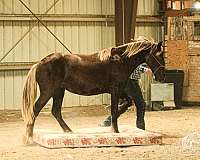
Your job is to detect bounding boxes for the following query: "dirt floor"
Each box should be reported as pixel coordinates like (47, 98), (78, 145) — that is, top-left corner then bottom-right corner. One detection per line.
(0, 105), (200, 160)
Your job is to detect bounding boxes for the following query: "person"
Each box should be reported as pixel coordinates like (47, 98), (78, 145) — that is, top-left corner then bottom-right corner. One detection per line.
(100, 63), (152, 130)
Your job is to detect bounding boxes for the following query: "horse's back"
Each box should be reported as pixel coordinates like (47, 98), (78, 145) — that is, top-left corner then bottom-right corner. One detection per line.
(36, 53), (66, 86)
(40, 52), (64, 64)
(63, 52), (100, 65)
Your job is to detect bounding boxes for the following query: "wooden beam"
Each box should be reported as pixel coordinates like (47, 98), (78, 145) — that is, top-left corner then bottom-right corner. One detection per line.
(130, 0), (138, 39)
(136, 15), (163, 23)
(0, 14), (114, 22)
(0, 14), (163, 23)
(0, 62), (36, 71)
(165, 8), (191, 16)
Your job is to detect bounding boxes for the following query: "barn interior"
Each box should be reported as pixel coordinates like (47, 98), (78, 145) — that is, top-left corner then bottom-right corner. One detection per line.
(0, 0), (200, 159)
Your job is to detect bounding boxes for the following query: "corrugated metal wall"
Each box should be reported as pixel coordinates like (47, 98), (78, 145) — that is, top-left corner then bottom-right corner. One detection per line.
(0, 0), (115, 109)
(0, 0), (162, 110)
(135, 0), (162, 42)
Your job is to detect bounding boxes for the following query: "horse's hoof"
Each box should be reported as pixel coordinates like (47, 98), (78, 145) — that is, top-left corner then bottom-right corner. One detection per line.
(111, 127), (119, 133)
(22, 135), (33, 145)
(64, 130), (73, 133)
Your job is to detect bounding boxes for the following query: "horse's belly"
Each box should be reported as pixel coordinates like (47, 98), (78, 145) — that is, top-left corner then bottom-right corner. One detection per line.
(64, 80), (108, 96)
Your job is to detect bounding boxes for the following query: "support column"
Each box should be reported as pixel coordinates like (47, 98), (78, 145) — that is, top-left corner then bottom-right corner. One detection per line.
(115, 0), (138, 46)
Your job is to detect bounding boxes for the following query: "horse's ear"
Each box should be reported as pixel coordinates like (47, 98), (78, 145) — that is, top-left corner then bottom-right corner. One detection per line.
(111, 47), (117, 56)
(158, 41), (162, 49)
(156, 42), (164, 56)
(110, 47), (121, 62)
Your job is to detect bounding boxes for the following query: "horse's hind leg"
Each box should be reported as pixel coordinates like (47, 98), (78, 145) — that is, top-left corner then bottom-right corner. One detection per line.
(52, 88), (72, 132)
(24, 93), (51, 144)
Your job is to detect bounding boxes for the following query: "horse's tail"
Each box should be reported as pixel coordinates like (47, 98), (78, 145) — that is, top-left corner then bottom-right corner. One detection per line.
(22, 63), (38, 125)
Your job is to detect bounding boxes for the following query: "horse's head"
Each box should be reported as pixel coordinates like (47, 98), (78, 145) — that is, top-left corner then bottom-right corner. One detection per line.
(145, 41), (165, 82)
(108, 39), (165, 82)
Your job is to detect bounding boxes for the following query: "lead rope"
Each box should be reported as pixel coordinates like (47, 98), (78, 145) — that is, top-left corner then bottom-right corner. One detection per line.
(149, 45), (165, 75)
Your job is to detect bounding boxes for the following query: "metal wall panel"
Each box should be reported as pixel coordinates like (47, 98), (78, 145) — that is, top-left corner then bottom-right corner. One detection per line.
(0, 71), (5, 109)
(0, 21), (115, 109)
(137, 0), (159, 15)
(0, 0), (162, 109)
(135, 24), (162, 42)
(0, 0), (115, 15)
(0, 70), (27, 109)
(136, 0), (162, 42)
(0, 0), (115, 109)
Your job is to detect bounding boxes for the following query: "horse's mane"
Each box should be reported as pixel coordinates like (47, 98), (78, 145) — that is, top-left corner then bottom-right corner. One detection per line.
(123, 39), (155, 57)
(98, 36), (155, 61)
(98, 47), (112, 61)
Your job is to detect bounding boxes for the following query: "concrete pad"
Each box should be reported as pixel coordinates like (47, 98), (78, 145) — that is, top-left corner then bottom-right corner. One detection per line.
(33, 125), (162, 148)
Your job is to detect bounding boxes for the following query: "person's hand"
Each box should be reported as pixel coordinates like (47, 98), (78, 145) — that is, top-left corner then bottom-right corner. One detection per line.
(145, 68), (152, 76)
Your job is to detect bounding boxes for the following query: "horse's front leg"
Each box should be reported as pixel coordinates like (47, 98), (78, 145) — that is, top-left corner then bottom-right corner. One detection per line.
(111, 88), (119, 133)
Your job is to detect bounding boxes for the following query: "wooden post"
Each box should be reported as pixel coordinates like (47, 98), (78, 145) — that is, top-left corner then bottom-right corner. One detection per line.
(115, 0), (138, 46)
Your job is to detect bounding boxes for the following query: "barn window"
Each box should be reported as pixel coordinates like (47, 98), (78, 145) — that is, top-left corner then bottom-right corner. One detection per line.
(194, 21), (200, 36)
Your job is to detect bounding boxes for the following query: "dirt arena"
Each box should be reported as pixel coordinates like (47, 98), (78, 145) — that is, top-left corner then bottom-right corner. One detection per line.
(0, 105), (200, 160)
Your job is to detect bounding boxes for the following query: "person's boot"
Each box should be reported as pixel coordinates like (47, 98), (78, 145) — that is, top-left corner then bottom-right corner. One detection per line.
(99, 116), (111, 127)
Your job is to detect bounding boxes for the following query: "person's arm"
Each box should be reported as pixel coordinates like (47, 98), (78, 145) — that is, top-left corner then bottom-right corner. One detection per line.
(138, 65), (152, 75)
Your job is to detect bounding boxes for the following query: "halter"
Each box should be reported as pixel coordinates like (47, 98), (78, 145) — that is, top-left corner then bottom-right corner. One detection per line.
(148, 45), (165, 75)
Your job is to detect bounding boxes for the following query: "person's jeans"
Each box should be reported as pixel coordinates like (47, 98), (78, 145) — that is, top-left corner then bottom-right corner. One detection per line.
(102, 79), (146, 130)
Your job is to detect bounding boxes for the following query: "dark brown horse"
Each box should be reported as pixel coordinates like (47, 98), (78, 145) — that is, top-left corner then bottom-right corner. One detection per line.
(22, 39), (165, 144)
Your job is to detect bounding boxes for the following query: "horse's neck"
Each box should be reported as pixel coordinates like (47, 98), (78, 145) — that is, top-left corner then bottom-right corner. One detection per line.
(128, 51), (146, 74)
